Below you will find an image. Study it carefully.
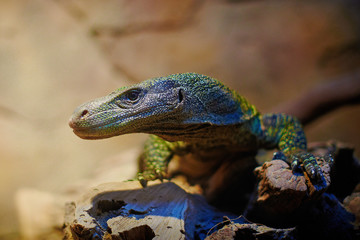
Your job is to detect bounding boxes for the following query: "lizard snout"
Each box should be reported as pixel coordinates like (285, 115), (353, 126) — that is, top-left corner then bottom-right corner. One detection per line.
(69, 107), (89, 129)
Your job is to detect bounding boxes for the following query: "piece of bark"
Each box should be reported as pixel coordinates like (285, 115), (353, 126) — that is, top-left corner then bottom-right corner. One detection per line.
(205, 220), (296, 240)
(63, 181), (247, 240)
(253, 155), (332, 215)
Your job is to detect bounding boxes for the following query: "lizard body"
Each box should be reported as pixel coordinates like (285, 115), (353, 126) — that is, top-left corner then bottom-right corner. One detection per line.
(69, 73), (326, 187)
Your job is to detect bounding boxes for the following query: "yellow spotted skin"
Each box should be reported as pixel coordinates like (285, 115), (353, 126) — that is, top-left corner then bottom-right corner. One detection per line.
(261, 114), (307, 155)
(137, 135), (172, 184)
(69, 72), (327, 186)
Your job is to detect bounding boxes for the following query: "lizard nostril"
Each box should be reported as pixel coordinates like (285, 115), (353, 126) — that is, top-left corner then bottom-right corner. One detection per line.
(80, 109), (89, 118)
(178, 88), (185, 103)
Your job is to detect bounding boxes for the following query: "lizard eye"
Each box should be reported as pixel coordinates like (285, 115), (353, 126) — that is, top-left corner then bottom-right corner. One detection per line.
(125, 89), (141, 102)
(115, 88), (143, 108)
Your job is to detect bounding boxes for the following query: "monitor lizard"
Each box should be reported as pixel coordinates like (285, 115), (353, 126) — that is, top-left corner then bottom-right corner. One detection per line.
(69, 72), (330, 189)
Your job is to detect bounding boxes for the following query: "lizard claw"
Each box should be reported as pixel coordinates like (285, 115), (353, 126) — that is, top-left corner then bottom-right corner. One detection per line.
(290, 152), (326, 183)
(136, 168), (167, 187)
(136, 172), (149, 188)
(290, 154), (301, 172)
(275, 151), (327, 183)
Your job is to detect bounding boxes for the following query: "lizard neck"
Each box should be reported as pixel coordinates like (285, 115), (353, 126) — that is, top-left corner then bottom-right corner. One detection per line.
(152, 121), (258, 151)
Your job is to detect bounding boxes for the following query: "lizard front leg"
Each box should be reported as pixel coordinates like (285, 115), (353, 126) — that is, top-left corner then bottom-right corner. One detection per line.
(259, 113), (333, 184)
(137, 134), (176, 187)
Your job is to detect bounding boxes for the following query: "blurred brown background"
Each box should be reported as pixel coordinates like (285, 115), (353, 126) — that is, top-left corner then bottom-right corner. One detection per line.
(0, 0), (359, 238)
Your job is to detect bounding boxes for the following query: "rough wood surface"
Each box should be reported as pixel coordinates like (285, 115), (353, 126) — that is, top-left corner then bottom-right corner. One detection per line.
(63, 180), (241, 240)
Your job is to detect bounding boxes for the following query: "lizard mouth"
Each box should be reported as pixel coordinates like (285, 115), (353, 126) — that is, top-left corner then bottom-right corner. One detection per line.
(71, 128), (117, 139)
(71, 129), (97, 139)
(70, 119), (129, 139)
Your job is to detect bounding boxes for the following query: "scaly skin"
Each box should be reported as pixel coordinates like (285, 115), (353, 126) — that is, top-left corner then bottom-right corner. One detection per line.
(69, 73), (329, 186)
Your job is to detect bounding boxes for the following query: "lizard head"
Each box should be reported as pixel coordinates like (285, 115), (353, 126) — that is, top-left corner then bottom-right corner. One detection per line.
(69, 76), (186, 139)
(69, 73), (255, 140)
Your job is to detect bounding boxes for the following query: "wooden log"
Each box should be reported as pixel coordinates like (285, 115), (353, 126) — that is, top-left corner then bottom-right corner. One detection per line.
(63, 180), (298, 240)
(63, 180), (240, 240)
